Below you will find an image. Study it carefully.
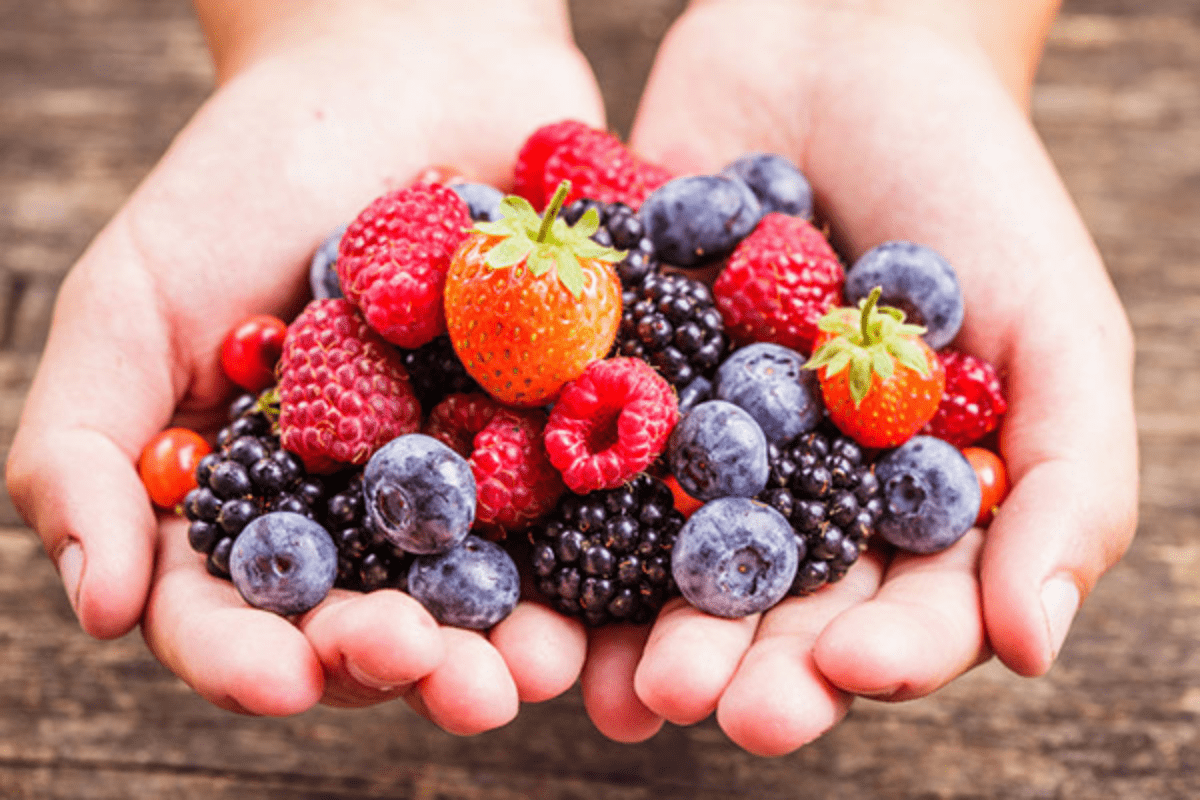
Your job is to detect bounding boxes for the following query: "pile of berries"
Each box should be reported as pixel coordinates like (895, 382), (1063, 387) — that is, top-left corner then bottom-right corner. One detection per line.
(139, 119), (1009, 628)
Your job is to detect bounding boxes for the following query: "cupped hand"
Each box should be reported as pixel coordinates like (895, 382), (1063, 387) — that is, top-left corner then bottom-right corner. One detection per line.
(581, 0), (1138, 755)
(5, 0), (601, 728)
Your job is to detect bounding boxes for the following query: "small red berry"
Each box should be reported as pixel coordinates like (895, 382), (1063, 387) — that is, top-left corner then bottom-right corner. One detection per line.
(220, 314), (287, 391)
(963, 446), (1009, 526)
(139, 427), (211, 509)
(922, 350), (1008, 448)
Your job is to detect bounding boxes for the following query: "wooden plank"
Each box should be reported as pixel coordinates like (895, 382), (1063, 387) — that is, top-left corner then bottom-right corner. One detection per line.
(1, 0), (1199, 797)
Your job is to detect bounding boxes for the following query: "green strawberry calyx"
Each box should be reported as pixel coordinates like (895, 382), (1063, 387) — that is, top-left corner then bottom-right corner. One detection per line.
(472, 180), (625, 298)
(804, 286), (931, 407)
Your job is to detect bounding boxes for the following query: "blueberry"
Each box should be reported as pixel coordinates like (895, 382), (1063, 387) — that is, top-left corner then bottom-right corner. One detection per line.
(874, 436), (981, 554)
(843, 241), (964, 350)
(667, 400), (769, 501)
(719, 153), (813, 219)
(229, 512), (338, 615)
(362, 434), (476, 554)
(309, 223), (348, 300)
(450, 182), (505, 222)
(407, 535), (520, 630)
(676, 375), (713, 415)
(639, 175), (763, 268)
(671, 497), (798, 618)
(714, 342), (824, 445)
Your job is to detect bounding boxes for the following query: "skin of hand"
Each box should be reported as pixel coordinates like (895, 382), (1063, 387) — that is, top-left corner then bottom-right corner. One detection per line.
(579, 0), (1138, 756)
(5, 0), (603, 729)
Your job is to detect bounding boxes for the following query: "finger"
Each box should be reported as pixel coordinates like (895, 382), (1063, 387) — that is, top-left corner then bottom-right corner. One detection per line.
(410, 627), (520, 736)
(142, 517), (325, 715)
(713, 547), (884, 757)
(6, 234), (181, 639)
(813, 531), (989, 700)
(632, 598), (759, 726)
(580, 623), (664, 743)
(297, 588), (444, 708)
(489, 601), (588, 703)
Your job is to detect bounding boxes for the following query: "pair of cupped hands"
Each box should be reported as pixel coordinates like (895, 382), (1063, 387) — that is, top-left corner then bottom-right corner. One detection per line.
(6, 0), (1137, 756)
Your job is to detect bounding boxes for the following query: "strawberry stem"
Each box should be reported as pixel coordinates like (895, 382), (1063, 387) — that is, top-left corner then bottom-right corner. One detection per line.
(860, 286), (882, 344)
(537, 180), (572, 243)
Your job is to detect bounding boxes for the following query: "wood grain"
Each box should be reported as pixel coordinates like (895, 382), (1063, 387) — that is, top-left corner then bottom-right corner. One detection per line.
(1, 1), (1197, 797)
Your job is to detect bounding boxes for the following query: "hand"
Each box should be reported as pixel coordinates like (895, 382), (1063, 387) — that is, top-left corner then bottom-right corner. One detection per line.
(579, 0), (1138, 755)
(5, 0), (602, 730)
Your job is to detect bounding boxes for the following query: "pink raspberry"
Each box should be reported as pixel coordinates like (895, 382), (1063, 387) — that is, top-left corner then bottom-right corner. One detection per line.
(543, 357), (679, 493)
(922, 350), (1008, 447)
(277, 299), (421, 473)
(424, 392), (503, 458)
(713, 213), (844, 355)
(471, 408), (565, 535)
(337, 182), (471, 349)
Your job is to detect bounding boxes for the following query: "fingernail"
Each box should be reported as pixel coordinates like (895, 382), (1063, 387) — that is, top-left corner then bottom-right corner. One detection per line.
(346, 661), (400, 693)
(57, 541), (83, 619)
(1041, 575), (1080, 662)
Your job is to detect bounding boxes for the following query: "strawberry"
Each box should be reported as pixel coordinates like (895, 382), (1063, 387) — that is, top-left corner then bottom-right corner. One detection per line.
(714, 213), (845, 355)
(444, 180), (624, 407)
(805, 288), (946, 449)
(513, 120), (671, 211)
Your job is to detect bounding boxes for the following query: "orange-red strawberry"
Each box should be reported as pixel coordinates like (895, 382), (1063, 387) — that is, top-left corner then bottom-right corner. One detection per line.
(444, 180), (624, 407)
(806, 288), (946, 449)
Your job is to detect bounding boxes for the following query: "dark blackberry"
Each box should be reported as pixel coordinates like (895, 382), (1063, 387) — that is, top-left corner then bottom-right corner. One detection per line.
(756, 424), (883, 596)
(320, 471), (413, 592)
(184, 393), (330, 565)
(563, 198), (657, 288)
(399, 334), (480, 414)
(528, 474), (683, 627)
(613, 270), (728, 388)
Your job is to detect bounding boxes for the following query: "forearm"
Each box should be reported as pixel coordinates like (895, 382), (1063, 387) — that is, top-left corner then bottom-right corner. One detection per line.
(193, 0), (576, 84)
(686, 0), (1061, 105)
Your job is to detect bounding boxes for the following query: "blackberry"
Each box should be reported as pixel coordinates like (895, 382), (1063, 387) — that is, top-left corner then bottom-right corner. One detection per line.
(182, 393), (327, 578)
(613, 270), (728, 388)
(563, 198), (657, 288)
(528, 474), (683, 627)
(399, 334), (480, 414)
(321, 470), (413, 592)
(755, 424), (883, 596)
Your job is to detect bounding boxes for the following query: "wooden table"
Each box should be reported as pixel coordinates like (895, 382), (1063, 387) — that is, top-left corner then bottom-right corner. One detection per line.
(1, 1), (1197, 796)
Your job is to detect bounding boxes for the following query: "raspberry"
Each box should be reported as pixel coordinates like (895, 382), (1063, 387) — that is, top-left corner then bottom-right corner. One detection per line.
(424, 392), (502, 458)
(336, 183), (471, 348)
(921, 350), (1007, 447)
(471, 408), (565, 535)
(277, 299), (421, 473)
(543, 357), (679, 494)
(514, 121), (671, 211)
(713, 213), (845, 355)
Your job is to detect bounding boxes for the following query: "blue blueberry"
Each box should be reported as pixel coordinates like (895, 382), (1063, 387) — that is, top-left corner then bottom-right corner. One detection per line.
(719, 153), (813, 219)
(639, 175), (763, 268)
(676, 375), (713, 415)
(309, 223), (348, 300)
(407, 534), (520, 630)
(843, 241), (964, 350)
(672, 497), (798, 618)
(874, 436), (981, 554)
(450, 182), (505, 222)
(714, 342), (824, 446)
(363, 434), (476, 554)
(667, 400), (769, 501)
(229, 511), (338, 615)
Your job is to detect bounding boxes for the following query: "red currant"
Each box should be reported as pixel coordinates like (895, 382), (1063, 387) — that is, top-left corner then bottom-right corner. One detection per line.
(963, 446), (1009, 527)
(139, 428), (212, 509)
(220, 314), (287, 391)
